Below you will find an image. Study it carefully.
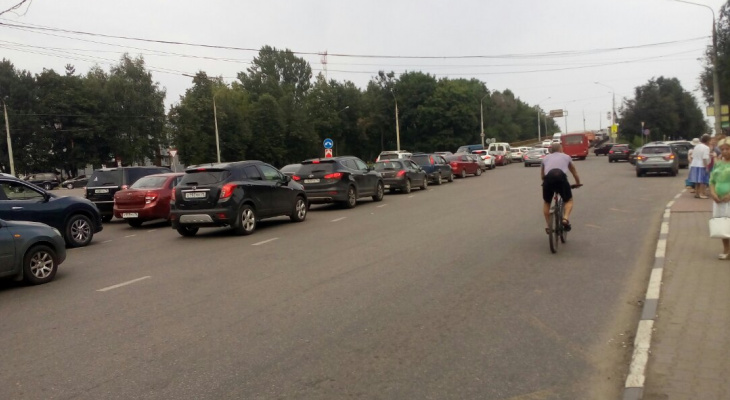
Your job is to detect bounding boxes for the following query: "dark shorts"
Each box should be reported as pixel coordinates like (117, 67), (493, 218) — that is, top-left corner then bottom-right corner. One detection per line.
(542, 169), (572, 203)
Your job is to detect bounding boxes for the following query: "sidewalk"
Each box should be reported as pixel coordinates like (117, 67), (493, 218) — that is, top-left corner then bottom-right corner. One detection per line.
(641, 190), (730, 399)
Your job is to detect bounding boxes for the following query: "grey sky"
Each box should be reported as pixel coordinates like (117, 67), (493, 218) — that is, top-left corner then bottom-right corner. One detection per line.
(0, 0), (725, 134)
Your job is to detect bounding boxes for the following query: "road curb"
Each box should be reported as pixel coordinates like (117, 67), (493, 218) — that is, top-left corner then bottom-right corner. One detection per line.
(622, 190), (683, 400)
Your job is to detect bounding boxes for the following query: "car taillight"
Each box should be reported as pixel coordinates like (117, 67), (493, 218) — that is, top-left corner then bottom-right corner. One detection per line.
(637, 155), (646, 161)
(429, 156), (435, 164)
(220, 183), (237, 199)
(524, 155), (528, 160)
(324, 172), (343, 179)
(292, 175), (301, 181)
(312, 159), (320, 164)
(664, 154), (675, 161)
(396, 170), (406, 177)
(608, 150), (614, 154)
(145, 191), (158, 204)
(450, 162), (458, 167)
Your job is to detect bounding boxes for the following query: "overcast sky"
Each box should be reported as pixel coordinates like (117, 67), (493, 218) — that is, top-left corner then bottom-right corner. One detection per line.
(0, 0), (726, 134)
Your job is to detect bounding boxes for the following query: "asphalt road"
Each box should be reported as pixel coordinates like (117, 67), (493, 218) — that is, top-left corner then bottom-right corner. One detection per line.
(0, 156), (686, 399)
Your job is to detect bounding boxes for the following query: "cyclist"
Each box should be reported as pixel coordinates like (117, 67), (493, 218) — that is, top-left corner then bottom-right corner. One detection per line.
(541, 142), (581, 233)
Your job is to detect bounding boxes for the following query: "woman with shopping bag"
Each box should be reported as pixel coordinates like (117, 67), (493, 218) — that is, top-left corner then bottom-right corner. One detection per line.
(709, 137), (730, 259)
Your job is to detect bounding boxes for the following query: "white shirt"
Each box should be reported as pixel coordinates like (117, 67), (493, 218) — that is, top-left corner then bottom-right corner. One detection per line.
(690, 143), (710, 168)
(542, 152), (572, 174)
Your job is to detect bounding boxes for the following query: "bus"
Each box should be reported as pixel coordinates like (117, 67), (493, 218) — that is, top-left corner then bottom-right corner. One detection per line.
(560, 133), (589, 160)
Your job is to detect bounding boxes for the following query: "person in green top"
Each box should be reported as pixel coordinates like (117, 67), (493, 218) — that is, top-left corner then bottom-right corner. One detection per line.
(709, 137), (730, 258)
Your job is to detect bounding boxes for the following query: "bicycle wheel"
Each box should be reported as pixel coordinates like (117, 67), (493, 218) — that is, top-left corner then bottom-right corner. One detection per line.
(549, 208), (558, 253)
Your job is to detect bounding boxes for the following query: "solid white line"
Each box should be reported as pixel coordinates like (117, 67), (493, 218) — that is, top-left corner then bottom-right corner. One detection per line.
(101, 240), (113, 244)
(674, 193), (683, 199)
(655, 239), (667, 258)
(377, 204), (388, 208)
(252, 237), (279, 246)
(97, 276), (151, 292)
(663, 210), (671, 219)
(646, 268), (663, 300)
(331, 217), (346, 222)
(666, 201), (675, 208)
(660, 222), (669, 235)
(124, 234), (136, 238)
(625, 320), (654, 388)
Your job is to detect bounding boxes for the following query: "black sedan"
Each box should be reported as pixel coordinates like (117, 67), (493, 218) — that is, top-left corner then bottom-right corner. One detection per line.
(608, 144), (633, 162)
(61, 175), (88, 189)
(0, 218), (66, 285)
(373, 159), (428, 194)
(594, 143), (614, 156)
(0, 177), (103, 247)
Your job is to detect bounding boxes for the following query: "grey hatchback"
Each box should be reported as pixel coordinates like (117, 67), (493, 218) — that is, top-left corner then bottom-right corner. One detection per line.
(635, 144), (679, 177)
(0, 218), (66, 285)
(293, 157), (384, 208)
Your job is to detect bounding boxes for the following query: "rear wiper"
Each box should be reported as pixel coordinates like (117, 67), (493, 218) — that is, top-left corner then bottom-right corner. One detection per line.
(185, 182), (198, 186)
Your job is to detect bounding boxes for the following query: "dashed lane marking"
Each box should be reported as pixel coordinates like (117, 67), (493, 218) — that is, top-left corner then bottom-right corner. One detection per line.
(147, 229), (157, 233)
(97, 276), (151, 292)
(331, 217), (346, 222)
(376, 204), (388, 208)
(101, 240), (113, 244)
(584, 224), (602, 229)
(252, 238), (279, 246)
(408, 195), (414, 198)
(124, 234), (136, 238)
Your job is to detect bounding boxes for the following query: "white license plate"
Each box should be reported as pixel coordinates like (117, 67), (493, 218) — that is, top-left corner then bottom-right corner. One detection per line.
(122, 213), (138, 218)
(384, 184), (390, 188)
(185, 192), (207, 199)
(303, 179), (320, 184)
(95, 188), (109, 194)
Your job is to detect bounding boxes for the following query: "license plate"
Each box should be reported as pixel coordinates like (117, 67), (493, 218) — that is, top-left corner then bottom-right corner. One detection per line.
(95, 188), (109, 194)
(185, 192), (206, 199)
(122, 213), (138, 218)
(303, 179), (320, 184)
(384, 184), (390, 188)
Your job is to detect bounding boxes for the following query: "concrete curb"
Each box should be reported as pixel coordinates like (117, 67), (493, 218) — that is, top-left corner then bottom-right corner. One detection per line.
(622, 190), (683, 400)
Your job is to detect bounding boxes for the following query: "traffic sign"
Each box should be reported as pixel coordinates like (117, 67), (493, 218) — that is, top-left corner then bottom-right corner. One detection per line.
(324, 148), (333, 158)
(323, 138), (334, 149)
(169, 149), (177, 158)
(643, 129), (650, 136)
(549, 109), (564, 118)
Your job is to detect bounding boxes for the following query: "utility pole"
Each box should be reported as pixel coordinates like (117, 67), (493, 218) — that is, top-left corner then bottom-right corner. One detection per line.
(213, 96), (221, 163)
(2, 100), (14, 176)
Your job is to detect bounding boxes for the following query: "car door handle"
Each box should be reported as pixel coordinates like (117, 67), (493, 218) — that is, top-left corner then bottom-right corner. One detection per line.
(12, 207), (23, 210)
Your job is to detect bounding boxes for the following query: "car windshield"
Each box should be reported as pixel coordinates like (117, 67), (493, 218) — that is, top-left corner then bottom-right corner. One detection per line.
(642, 146), (672, 154)
(88, 170), (122, 186)
(180, 170), (230, 185)
(374, 161), (402, 170)
(130, 176), (168, 189)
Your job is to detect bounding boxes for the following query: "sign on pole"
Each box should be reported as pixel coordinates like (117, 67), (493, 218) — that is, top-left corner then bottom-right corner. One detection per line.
(324, 148), (333, 158)
(549, 109), (564, 118)
(169, 149), (177, 158)
(323, 138), (333, 149)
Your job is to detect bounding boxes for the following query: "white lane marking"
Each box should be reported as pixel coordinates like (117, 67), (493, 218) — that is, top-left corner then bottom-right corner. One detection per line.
(377, 204), (388, 208)
(660, 222), (669, 235)
(331, 217), (346, 222)
(646, 268), (663, 300)
(252, 238), (279, 246)
(101, 240), (113, 244)
(675, 192), (683, 199)
(655, 239), (667, 258)
(147, 229), (157, 233)
(408, 195), (414, 198)
(666, 201), (675, 208)
(625, 320), (654, 388)
(97, 276), (151, 292)
(124, 234), (136, 238)
(663, 210), (671, 219)
(609, 207), (629, 213)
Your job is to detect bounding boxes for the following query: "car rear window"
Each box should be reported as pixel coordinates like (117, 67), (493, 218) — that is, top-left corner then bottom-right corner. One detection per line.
(410, 155), (430, 165)
(180, 170), (231, 185)
(298, 162), (336, 175)
(374, 161), (403, 170)
(88, 170), (122, 186)
(379, 153), (400, 160)
(131, 176), (168, 189)
(642, 146), (671, 154)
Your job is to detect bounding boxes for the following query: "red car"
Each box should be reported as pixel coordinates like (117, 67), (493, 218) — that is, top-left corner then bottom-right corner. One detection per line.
(445, 154), (482, 178)
(113, 172), (184, 227)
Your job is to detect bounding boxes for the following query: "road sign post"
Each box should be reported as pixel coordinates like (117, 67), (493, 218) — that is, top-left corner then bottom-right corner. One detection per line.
(169, 149), (178, 172)
(324, 148), (333, 158)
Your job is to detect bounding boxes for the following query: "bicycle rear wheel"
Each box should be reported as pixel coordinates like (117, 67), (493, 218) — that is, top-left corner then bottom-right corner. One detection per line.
(549, 209), (558, 253)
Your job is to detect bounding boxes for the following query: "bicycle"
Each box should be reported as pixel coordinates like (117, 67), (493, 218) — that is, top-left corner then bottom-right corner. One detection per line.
(548, 184), (582, 253)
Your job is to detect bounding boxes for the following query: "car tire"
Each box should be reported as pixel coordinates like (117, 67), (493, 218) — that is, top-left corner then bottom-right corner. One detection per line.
(101, 215), (113, 223)
(176, 225), (199, 237)
(670, 169), (678, 177)
(403, 179), (412, 194)
(372, 182), (384, 201)
(448, 173), (454, 182)
(435, 174), (442, 185)
(233, 204), (257, 235)
(475, 168), (482, 176)
(524, 163), (528, 168)
(636, 170), (643, 177)
(460, 169), (466, 179)
(66, 183), (74, 189)
(22, 245), (58, 285)
(343, 186), (357, 208)
(420, 177), (428, 190)
(127, 219), (144, 228)
(65, 214), (94, 247)
(290, 196), (307, 222)
(43, 183), (52, 190)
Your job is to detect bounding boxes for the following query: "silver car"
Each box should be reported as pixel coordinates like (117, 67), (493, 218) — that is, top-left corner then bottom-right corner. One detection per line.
(635, 144), (679, 177)
(0, 219), (66, 285)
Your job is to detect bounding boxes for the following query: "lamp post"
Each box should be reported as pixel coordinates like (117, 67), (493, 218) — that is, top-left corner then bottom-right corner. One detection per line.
(672, 0), (721, 136)
(536, 96), (551, 142)
(480, 93), (489, 148)
(595, 82), (616, 141)
(1, 99), (14, 176)
(390, 89), (401, 151)
(213, 94), (221, 163)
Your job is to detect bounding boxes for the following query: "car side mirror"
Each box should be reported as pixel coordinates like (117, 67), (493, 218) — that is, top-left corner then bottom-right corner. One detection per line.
(283, 175), (291, 184)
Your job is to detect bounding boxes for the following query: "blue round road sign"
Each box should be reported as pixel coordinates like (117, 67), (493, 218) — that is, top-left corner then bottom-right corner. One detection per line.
(323, 138), (334, 149)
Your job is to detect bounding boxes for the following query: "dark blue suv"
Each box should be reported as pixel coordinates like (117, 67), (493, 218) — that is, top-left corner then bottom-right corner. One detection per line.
(409, 153), (454, 185)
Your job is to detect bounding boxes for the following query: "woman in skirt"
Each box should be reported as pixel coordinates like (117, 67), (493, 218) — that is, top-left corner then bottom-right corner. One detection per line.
(709, 137), (730, 258)
(689, 134), (711, 199)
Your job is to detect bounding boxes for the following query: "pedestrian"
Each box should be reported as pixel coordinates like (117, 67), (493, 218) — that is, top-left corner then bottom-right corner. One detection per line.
(689, 134), (711, 199)
(687, 137), (700, 191)
(709, 137), (730, 258)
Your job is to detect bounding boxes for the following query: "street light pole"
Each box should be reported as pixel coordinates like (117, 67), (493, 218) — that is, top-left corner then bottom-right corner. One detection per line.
(536, 96), (551, 142)
(595, 82), (616, 141)
(390, 90), (401, 151)
(213, 96), (221, 163)
(480, 93), (488, 148)
(672, 0), (721, 135)
(2, 100), (14, 176)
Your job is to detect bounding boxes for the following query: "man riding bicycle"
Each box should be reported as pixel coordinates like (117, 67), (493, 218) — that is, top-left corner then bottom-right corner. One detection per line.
(541, 142), (581, 233)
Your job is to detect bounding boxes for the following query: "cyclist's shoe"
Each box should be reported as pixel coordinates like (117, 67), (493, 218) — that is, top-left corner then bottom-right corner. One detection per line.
(562, 219), (572, 232)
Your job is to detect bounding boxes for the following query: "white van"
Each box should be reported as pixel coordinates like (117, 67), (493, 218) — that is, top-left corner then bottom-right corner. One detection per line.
(552, 133), (562, 143)
(487, 142), (512, 165)
(376, 150), (412, 162)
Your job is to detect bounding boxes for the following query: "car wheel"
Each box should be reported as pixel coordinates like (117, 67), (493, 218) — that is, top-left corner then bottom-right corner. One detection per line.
(475, 168), (482, 176)
(176, 225), (199, 237)
(290, 196), (307, 222)
(636, 170), (643, 177)
(420, 177), (428, 190)
(65, 214), (93, 247)
(22, 245), (58, 285)
(101, 215), (113, 223)
(233, 204), (257, 235)
(127, 219), (144, 228)
(460, 169), (466, 179)
(343, 186), (357, 208)
(66, 183), (74, 189)
(372, 182), (384, 201)
(448, 173), (454, 182)
(43, 183), (52, 190)
(670, 169), (678, 177)
(403, 179), (412, 194)
(435, 174), (442, 185)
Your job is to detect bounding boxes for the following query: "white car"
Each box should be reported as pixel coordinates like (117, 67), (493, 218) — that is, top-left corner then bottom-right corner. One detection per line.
(471, 150), (495, 169)
(510, 149), (524, 162)
(376, 150), (412, 162)
(542, 140), (552, 148)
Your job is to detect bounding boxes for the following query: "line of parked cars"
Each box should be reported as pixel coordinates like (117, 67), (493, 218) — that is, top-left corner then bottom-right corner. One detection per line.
(602, 140), (693, 177)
